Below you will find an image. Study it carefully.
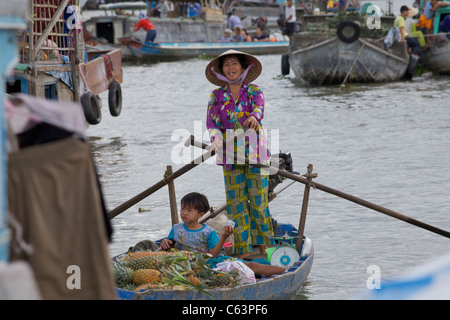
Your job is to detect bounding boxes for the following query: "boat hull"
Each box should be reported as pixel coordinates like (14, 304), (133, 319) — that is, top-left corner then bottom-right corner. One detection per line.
(116, 246), (313, 300)
(288, 37), (409, 85)
(125, 40), (290, 61)
(422, 39), (450, 74)
(115, 223), (313, 300)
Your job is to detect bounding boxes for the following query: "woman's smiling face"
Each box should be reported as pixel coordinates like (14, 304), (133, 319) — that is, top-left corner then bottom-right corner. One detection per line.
(221, 55), (244, 82)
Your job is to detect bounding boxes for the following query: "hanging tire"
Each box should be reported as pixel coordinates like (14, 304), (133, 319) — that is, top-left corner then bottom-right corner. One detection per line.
(281, 53), (290, 75)
(81, 92), (102, 125)
(108, 80), (122, 117)
(337, 21), (360, 43)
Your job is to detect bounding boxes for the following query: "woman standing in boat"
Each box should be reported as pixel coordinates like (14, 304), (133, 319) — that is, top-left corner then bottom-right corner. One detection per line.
(205, 50), (274, 259)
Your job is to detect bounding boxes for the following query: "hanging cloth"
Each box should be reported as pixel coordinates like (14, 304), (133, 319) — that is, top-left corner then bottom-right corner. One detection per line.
(8, 137), (116, 300)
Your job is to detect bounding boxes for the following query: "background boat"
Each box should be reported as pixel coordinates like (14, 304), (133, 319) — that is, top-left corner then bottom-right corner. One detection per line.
(283, 21), (410, 85)
(419, 0), (450, 75)
(81, 1), (226, 60)
(8, 0), (124, 125)
(422, 39), (450, 74)
(121, 38), (290, 61)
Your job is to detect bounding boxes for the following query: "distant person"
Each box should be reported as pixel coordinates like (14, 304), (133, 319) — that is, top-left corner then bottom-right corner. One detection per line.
(252, 26), (269, 42)
(221, 28), (233, 42)
(241, 28), (252, 42)
(416, 12), (433, 33)
(227, 11), (243, 30)
(232, 26), (244, 42)
(167, 0), (175, 17)
(424, 0), (450, 21)
(133, 18), (157, 43)
(439, 14), (450, 39)
(188, 1), (202, 17)
(158, 0), (170, 18)
(115, 8), (126, 15)
(220, 28), (233, 42)
(416, 12), (433, 48)
(284, 0), (296, 42)
(339, 0), (348, 11)
(395, 6), (422, 57)
(150, 0), (170, 18)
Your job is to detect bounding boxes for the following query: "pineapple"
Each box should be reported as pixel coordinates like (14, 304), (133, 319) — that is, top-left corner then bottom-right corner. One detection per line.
(133, 269), (161, 285)
(113, 262), (135, 287)
(187, 275), (201, 286)
(197, 268), (237, 288)
(127, 251), (155, 260)
(128, 256), (160, 270)
(212, 273), (235, 287)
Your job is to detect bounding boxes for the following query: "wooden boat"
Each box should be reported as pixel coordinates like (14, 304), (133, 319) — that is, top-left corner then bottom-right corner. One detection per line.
(108, 134), (450, 300)
(81, 1), (226, 60)
(419, 0), (450, 74)
(114, 223), (314, 300)
(110, 137), (314, 300)
(422, 40), (450, 74)
(283, 21), (410, 85)
(120, 38), (290, 61)
(7, 0), (123, 125)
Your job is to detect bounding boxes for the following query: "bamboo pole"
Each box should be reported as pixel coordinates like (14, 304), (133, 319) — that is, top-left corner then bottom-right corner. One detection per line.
(166, 165), (179, 226)
(296, 164), (317, 252)
(188, 137), (450, 240)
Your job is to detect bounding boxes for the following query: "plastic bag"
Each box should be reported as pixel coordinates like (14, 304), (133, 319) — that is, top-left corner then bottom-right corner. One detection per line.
(206, 213), (235, 256)
(384, 27), (401, 48)
(214, 259), (256, 285)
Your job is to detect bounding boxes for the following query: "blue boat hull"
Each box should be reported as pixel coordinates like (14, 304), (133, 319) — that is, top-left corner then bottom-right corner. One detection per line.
(115, 223), (313, 300)
(126, 41), (290, 61)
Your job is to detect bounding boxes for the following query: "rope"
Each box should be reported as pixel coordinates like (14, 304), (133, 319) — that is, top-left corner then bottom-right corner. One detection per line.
(78, 65), (91, 95)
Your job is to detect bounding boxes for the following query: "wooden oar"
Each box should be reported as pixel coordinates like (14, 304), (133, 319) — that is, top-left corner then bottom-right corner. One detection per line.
(199, 180), (297, 224)
(108, 130), (248, 219)
(188, 137), (450, 240)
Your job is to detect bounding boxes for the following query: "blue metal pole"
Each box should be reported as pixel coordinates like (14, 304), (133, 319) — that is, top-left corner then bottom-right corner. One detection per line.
(0, 1), (29, 262)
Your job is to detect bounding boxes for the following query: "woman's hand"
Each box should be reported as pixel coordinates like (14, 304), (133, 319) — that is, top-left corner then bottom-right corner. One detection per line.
(244, 116), (259, 130)
(211, 138), (223, 151)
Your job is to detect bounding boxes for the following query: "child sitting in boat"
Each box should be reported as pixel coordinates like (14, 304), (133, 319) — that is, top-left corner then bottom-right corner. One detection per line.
(160, 192), (285, 277)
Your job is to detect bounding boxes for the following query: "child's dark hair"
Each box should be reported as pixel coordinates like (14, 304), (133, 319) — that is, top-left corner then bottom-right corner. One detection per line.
(180, 192), (210, 214)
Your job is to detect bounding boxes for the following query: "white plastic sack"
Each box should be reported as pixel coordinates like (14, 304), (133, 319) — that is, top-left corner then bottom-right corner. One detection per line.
(205, 212), (234, 256)
(214, 259), (256, 285)
(384, 27), (401, 48)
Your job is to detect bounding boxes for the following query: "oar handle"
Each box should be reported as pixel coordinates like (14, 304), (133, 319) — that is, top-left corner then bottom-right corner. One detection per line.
(108, 130), (247, 219)
(188, 137), (450, 240)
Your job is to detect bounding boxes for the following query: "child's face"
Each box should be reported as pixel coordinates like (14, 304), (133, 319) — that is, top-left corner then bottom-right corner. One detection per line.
(180, 204), (203, 224)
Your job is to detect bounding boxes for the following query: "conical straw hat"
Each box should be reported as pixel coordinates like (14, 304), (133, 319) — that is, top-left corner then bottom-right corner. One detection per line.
(407, 6), (419, 18)
(205, 49), (262, 87)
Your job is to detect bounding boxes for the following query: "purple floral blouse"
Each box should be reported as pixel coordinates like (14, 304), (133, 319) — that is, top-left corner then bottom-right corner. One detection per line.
(206, 82), (270, 171)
